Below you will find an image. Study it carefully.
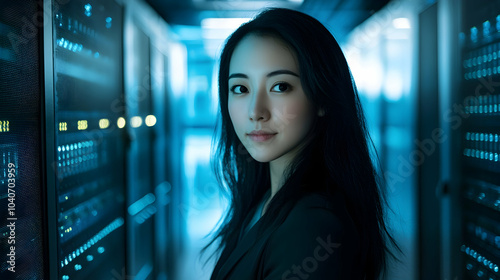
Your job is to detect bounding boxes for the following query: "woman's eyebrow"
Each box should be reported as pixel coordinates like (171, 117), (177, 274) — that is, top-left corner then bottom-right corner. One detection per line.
(228, 70), (299, 80)
(267, 69), (299, 78)
(228, 73), (247, 79)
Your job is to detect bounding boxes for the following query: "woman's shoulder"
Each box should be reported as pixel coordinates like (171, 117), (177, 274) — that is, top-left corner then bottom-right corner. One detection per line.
(260, 192), (362, 279)
(278, 192), (356, 237)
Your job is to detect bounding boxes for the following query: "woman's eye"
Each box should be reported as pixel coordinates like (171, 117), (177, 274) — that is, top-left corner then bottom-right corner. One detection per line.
(271, 82), (291, 93)
(230, 85), (248, 94)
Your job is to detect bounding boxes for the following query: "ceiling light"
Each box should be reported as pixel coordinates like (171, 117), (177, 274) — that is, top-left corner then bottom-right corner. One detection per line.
(201, 18), (251, 30)
(392, 18), (410, 29)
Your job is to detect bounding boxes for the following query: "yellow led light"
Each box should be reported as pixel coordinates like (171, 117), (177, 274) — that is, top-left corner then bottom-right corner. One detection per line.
(145, 115), (157, 127)
(77, 120), (88, 130)
(59, 122), (68, 132)
(0, 120), (9, 132)
(131, 116), (142, 128)
(99, 118), (110, 129)
(117, 117), (126, 129)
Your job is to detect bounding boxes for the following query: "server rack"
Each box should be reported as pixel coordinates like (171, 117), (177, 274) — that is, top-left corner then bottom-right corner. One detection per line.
(458, 0), (500, 279)
(1, 0), (179, 279)
(0, 1), (46, 278)
(124, 17), (156, 279)
(49, 0), (127, 279)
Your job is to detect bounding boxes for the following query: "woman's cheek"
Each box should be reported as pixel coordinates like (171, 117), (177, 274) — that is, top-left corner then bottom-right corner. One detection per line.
(285, 101), (307, 122)
(228, 103), (244, 133)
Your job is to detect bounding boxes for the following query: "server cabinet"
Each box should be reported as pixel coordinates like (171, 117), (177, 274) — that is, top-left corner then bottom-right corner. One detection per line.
(0, 1), (46, 278)
(124, 18), (156, 279)
(49, 0), (127, 279)
(418, 4), (441, 278)
(1, 0), (178, 279)
(458, 0), (500, 278)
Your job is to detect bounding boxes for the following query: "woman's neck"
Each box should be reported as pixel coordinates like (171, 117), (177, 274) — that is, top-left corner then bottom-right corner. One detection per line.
(262, 159), (287, 216)
(269, 158), (287, 197)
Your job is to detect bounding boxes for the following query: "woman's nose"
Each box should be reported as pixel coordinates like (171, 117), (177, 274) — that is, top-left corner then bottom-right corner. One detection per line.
(248, 86), (270, 121)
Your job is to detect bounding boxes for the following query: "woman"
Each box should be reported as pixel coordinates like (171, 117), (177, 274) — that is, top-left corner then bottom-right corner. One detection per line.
(204, 7), (399, 280)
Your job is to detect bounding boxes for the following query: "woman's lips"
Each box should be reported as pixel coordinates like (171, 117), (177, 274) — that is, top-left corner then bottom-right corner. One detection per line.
(247, 131), (277, 142)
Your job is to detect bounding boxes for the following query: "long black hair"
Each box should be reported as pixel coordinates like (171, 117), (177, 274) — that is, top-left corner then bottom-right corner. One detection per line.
(203, 7), (400, 279)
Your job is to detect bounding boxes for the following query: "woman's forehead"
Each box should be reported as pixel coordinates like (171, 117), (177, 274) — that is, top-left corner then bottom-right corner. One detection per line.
(228, 34), (299, 76)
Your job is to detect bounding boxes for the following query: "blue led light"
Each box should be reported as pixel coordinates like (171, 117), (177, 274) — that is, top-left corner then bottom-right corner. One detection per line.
(94, 52), (100, 58)
(471, 26), (478, 43)
(97, 247), (105, 254)
(84, 4), (92, 17)
(87, 255), (94, 262)
(484, 21), (491, 37)
(106, 17), (112, 29)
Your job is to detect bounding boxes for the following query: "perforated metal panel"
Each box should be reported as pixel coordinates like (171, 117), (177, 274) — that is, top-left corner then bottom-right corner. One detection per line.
(459, 0), (500, 278)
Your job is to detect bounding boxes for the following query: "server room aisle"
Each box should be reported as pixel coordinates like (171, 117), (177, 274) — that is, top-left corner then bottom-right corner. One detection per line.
(173, 130), (227, 280)
(175, 210), (220, 280)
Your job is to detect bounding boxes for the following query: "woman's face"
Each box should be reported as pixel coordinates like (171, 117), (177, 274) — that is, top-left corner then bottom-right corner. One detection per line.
(228, 34), (317, 164)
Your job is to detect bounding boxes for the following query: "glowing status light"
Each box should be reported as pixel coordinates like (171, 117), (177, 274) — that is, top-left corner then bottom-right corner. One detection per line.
(471, 26), (478, 43)
(117, 117), (126, 128)
(59, 122), (68, 131)
(0, 120), (10, 132)
(84, 4), (92, 17)
(106, 17), (112, 29)
(77, 120), (88, 130)
(131, 116), (142, 128)
(62, 275), (69, 280)
(484, 20), (491, 37)
(86, 255), (94, 262)
(145, 115), (157, 127)
(99, 118), (110, 129)
(497, 15), (500, 32)
(128, 193), (156, 216)
(97, 247), (105, 254)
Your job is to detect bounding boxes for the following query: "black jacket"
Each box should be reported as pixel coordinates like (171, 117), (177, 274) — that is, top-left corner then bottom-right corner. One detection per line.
(210, 192), (363, 280)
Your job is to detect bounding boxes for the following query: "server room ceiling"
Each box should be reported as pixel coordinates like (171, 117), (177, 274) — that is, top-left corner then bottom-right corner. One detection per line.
(145, 0), (390, 44)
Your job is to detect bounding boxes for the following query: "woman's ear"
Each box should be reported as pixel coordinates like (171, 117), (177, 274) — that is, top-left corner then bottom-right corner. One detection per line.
(318, 108), (325, 117)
